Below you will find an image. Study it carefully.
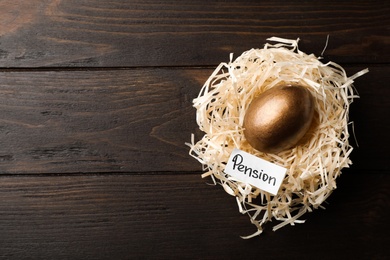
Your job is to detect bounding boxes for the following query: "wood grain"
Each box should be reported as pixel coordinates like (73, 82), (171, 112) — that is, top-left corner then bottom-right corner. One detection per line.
(0, 0), (388, 67)
(0, 0), (44, 36)
(0, 66), (387, 174)
(0, 172), (388, 259)
(0, 68), (204, 173)
(0, 1), (388, 258)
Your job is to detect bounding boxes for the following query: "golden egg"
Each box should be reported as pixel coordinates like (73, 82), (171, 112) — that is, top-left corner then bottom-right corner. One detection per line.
(243, 84), (315, 154)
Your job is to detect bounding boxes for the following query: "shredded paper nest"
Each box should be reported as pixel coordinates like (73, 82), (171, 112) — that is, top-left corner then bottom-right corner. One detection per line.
(187, 37), (368, 238)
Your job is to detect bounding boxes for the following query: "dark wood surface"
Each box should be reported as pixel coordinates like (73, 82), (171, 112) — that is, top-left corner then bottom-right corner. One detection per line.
(0, 1), (389, 259)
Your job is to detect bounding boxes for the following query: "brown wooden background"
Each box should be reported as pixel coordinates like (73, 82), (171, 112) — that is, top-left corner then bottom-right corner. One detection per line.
(0, 0), (389, 259)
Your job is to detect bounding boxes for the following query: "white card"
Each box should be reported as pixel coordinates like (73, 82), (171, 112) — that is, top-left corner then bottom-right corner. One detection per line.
(225, 148), (287, 195)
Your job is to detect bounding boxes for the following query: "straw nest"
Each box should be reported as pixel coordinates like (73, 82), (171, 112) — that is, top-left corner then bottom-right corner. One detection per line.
(188, 37), (368, 238)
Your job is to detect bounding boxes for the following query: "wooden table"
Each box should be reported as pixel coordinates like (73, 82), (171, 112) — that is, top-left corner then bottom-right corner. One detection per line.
(0, 1), (389, 259)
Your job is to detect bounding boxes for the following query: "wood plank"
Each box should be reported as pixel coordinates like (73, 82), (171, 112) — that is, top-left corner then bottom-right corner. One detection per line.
(0, 172), (388, 259)
(0, 68), (205, 173)
(0, 0), (388, 67)
(0, 1), (387, 259)
(348, 65), (390, 171)
(0, 66), (388, 174)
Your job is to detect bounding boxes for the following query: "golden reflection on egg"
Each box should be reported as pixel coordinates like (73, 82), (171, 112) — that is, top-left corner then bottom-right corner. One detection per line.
(243, 85), (315, 154)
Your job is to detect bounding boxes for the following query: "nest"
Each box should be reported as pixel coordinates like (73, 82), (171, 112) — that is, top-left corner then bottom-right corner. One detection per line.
(188, 37), (368, 238)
